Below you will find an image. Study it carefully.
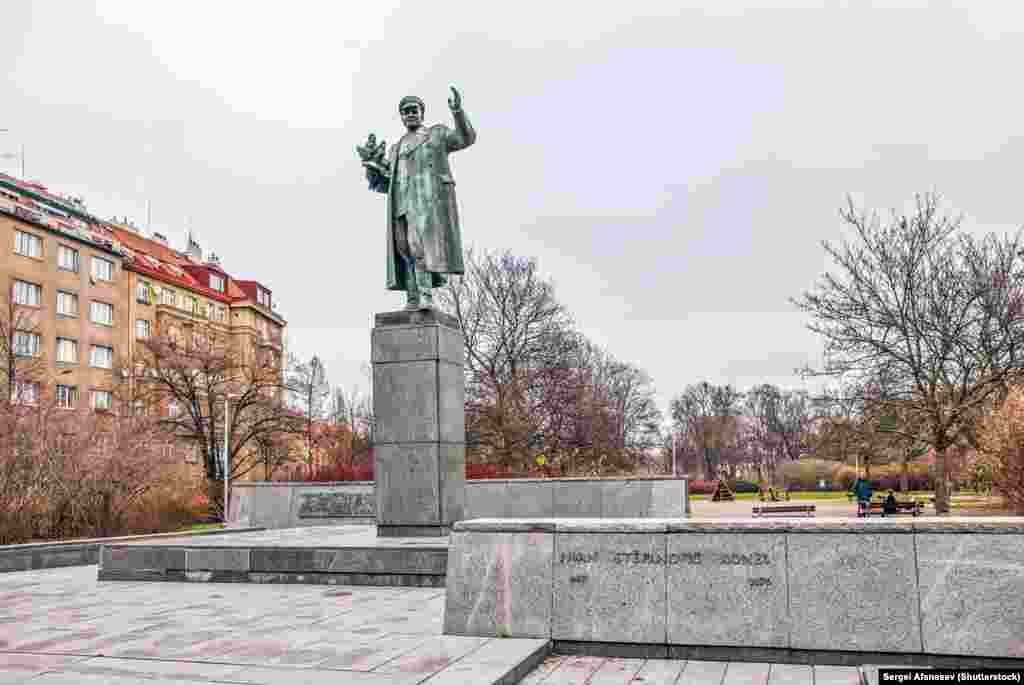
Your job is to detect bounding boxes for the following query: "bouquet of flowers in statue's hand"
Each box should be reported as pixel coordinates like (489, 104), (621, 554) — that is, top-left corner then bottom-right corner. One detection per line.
(357, 133), (389, 189)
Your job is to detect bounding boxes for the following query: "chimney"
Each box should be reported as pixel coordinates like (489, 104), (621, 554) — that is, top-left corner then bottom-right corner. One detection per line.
(151, 232), (168, 246)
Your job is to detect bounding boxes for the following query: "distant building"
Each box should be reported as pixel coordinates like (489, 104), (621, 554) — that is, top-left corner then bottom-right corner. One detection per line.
(0, 172), (286, 411)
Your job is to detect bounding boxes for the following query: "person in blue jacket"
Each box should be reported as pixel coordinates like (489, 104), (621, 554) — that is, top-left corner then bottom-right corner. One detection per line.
(851, 477), (873, 516)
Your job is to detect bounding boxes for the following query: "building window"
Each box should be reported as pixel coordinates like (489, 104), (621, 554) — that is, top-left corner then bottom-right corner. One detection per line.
(57, 245), (79, 272)
(213, 306), (226, 322)
(257, 287), (271, 308)
(185, 295), (198, 315)
(13, 331), (41, 357)
(56, 337), (78, 363)
(56, 385), (78, 409)
(89, 344), (113, 369)
(91, 256), (114, 282)
(136, 319), (150, 339)
(162, 288), (176, 306)
(132, 399), (145, 416)
(136, 280), (152, 304)
(91, 389), (113, 410)
(90, 301), (114, 326)
(168, 400), (179, 418)
(14, 230), (42, 258)
(14, 382), (39, 404)
(56, 290), (78, 317)
(209, 273), (225, 292)
(12, 280), (41, 306)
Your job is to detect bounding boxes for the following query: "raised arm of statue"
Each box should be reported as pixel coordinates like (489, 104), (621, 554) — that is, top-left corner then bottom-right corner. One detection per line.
(444, 86), (476, 153)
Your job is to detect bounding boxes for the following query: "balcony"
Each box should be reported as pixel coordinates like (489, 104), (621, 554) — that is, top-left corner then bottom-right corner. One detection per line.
(155, 302), (210, 323)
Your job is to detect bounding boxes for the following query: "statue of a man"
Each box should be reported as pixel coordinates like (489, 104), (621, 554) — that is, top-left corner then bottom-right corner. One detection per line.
(359, 87), (477, 310)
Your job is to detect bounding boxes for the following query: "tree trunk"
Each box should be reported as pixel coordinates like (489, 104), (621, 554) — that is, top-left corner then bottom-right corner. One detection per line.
(900, 455), (910, 493)
(934, 446), (950, 514)
(207, 477), (226, 522)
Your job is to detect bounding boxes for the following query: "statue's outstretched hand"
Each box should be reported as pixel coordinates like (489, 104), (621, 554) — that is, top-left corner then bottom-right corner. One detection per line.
(448, 86), (462, 112)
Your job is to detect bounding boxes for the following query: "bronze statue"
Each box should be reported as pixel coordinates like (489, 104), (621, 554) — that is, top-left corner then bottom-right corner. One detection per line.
(359, 87), (477, 310)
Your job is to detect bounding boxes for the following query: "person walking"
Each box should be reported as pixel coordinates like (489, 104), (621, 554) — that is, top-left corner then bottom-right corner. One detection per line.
(851, 476), (873, 517)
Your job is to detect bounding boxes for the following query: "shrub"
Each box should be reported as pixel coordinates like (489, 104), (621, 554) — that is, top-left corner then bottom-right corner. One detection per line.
(778, 459), (836, 490)
(977, 387), (1024, 513)
(466, 463), (512, 480)
(122, 464), (208, 534)
(688, 479), (717, 495)
(275, 462), (374, 482)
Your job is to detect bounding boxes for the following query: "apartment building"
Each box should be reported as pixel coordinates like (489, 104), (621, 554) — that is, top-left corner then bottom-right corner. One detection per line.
(0, 173), (286, 410)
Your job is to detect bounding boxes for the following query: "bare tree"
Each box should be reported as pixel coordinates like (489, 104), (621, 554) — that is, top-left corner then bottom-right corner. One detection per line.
(0, 290), (47, 403)
(132, 321), (303, 519)
(437, 248), (575, 467)
(325, 385), (374, 465)
(287, 354), (331, 464)
(0, 379), (173, 542)
(594, 356), (663, 457)
(793, 192), (1024, 512)
(670, 382), (742, 481)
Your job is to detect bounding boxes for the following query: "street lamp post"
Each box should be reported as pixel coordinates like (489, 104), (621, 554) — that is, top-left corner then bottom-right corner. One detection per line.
(223, 394), (237, 523)
(671, 432), (678, 478)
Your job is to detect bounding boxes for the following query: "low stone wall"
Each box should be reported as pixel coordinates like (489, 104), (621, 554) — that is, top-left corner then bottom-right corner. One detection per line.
(229, 477), (689, 529)
(229, 482), (376, 529)
(465, 477), (689, 519)
(0, 527), (263, 574)
(443, 518), (1024, 660)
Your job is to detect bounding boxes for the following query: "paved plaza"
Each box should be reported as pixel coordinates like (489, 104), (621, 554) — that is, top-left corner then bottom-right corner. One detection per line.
(0, 565), (543, 684)
(0, 562), (949, 684)
(521, 656), (866, 684)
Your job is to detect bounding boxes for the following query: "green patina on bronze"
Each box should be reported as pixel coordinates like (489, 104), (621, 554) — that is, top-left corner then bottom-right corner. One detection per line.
(358, 86), (476, 309)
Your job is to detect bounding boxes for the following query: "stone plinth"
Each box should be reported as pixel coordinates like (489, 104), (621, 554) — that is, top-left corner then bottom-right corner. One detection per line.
(443, 517), (1024, 659)
(372, 309), (465, 537)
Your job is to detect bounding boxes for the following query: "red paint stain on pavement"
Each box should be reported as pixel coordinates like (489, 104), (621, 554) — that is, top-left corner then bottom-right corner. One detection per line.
(398, 655), (451, 673)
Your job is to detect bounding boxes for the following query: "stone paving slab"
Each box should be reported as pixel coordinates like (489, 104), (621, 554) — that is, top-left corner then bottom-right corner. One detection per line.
(0, 565), (545, 685)
(517, 658), (858, 684)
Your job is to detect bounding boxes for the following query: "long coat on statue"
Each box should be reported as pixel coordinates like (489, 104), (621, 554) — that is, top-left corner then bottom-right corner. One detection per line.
(381, 109), (476, 292)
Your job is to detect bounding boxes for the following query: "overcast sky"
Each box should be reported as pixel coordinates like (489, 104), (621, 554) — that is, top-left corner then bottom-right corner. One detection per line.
(3, 1), (1023, 416)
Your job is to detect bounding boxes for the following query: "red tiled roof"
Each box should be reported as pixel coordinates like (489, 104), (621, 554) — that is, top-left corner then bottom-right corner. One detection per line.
(0, 173), (276, 314)
(108, 224), (247, 304)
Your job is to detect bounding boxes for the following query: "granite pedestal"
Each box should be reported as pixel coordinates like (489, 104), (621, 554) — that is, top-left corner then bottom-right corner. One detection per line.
(443, 517), (1024, 662)
(372, 309), (466, 538)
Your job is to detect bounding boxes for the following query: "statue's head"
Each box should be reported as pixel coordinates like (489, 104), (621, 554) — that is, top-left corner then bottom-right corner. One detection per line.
(398, 96), (425, 131)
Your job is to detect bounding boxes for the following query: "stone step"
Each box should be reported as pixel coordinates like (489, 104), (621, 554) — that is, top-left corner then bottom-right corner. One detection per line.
(97, 525), (448, 588)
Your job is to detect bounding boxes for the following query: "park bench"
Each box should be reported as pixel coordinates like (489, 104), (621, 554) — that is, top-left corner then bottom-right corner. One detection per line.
(751, 504), (815, 517)
(858, 500), (924, 517)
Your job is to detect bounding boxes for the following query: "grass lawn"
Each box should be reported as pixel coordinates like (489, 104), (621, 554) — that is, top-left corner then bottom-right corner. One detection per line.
(690, 490), (939, 502)
(176, 523), (226, 533)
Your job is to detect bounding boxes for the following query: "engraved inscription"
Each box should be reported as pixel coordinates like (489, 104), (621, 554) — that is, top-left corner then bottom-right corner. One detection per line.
(557, 549), (772, 567)
(298, 492), (375, 518)
(748, 577), (773, 587)
(669, 552), (703, 565)
(569, 574), (588, 584)
(719, 552), (770, 566)
(559, 551), (599, 565)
